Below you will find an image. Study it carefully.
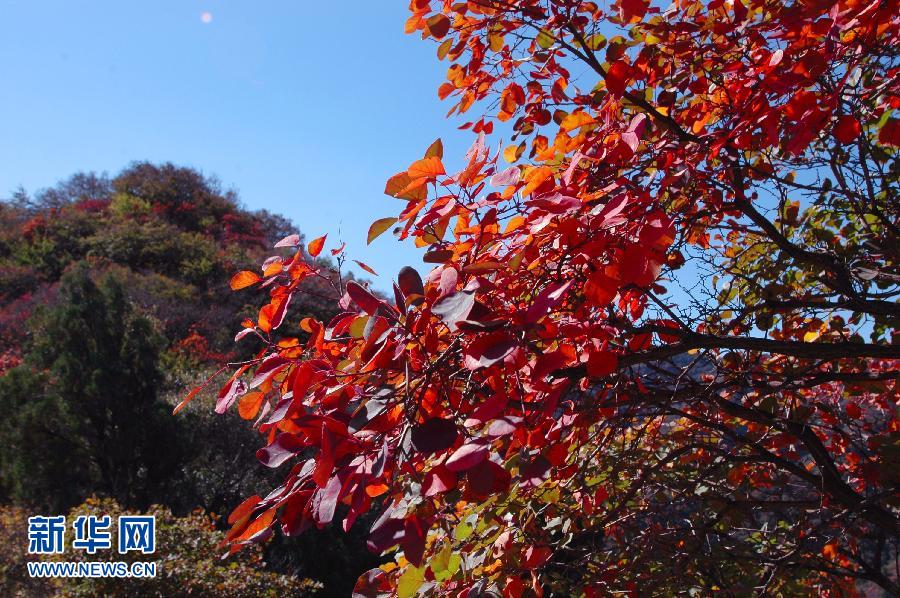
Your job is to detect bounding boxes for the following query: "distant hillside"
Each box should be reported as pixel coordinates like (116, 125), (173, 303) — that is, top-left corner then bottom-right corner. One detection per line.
(0, 163), (334, 372)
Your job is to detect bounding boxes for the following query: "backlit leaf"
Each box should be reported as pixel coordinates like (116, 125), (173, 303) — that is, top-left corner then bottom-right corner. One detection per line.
(368, 217), (398, 245)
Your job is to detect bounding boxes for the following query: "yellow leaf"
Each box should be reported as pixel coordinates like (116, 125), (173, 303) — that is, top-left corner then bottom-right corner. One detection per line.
(503, 143), (524, 163)
(560, 111), (594, 132)
(367, 217), (398, 244)
(397, 566), (425, 598)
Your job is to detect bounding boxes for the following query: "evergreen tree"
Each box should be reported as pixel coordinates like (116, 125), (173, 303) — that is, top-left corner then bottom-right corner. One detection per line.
(0, 264), (181, 511)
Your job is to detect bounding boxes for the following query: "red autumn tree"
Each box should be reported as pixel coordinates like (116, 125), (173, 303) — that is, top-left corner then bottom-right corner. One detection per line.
(177, 0), (899, 594)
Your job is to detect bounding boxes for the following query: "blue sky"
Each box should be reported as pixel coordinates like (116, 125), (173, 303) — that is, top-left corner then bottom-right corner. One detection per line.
(0, 1), (475, 290)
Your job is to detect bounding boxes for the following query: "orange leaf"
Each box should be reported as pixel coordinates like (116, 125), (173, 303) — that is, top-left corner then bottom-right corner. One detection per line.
(384, 172), (427, 201)
(354, 260), (378, 276)
(227, 495), (261, 525)
(307, 234), (327, 257)
(365, 482), (389, 497)
(238, 391), (265, 420)
(231, 508), (276, 544)
(521, 166), (553, 197)
(172, 385), (203, 415)
(504, 215), (526, 233)
(230, 270), (262, 290)
(262, 259), (282, 277)
(258, 294), (291, 333)
(407, 156), (445, 180)
(560, 111), (594, 132)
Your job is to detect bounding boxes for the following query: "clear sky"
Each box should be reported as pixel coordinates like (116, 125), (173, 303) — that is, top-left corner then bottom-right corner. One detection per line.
(0, 1), (475, 290)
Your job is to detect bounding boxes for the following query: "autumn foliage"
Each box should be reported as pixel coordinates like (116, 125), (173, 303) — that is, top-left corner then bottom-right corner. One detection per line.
(187, 0), (898, 594)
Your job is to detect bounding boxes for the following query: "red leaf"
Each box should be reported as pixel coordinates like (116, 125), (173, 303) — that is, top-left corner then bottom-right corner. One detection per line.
(367, 511), (405, 553)
(622, 113), (647, 152)
(411, 418), (459, 454)
(523, 545), (552, 569)
(490, 166), (521, 187)
(438, 267), (458, 298)
(467, 459), (510, 497)
(312, 424), (336, 488)
(353, 260), (378, 276)
(520, 455), (551, 488)
(292, 362), (316, 402)
(432, 289), (475, 330)
(587, 351), (618, 377)
(216, 378), (247, 414)
(172, 385), (203, 415)
(423, 466), (457, 496)
(423, 249), (455, 263)
(487, 416), (521, 437)
(446, 440), (489, 471)
(525, 280), (572, 323)
(465, 392), (509, 425)
(384, 172), (427, 201)
(231, 508), (275, 544)
(833, 115), (861, 144)
(426, 14), (451, 39)
(605, 61), (631, 98)
(584, 271), (618, 307)
(256, 433), (305, 468)
(620, 0), (648, 22)
(397, 266), (425, 298)
(311, 475), (342, 525)
(402, 516), (427, 566)
(346, 281), (383, 315)
(258, 293), (292, 333)
(463, 332), (518, 370)
(879, 118), (899, 147)
(353, 569), (392, 597)
(367, 217), (398, 245)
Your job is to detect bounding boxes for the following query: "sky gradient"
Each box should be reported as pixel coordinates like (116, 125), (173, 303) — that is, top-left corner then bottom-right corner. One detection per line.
(0, 1), (476, 289)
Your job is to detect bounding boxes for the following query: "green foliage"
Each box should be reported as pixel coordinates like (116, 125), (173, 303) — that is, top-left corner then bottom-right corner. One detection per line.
(0, 163), (373, 593)
(0, 162), (338, 371)
(0, 499), (321, 597)
(0, 265), (182, 512)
